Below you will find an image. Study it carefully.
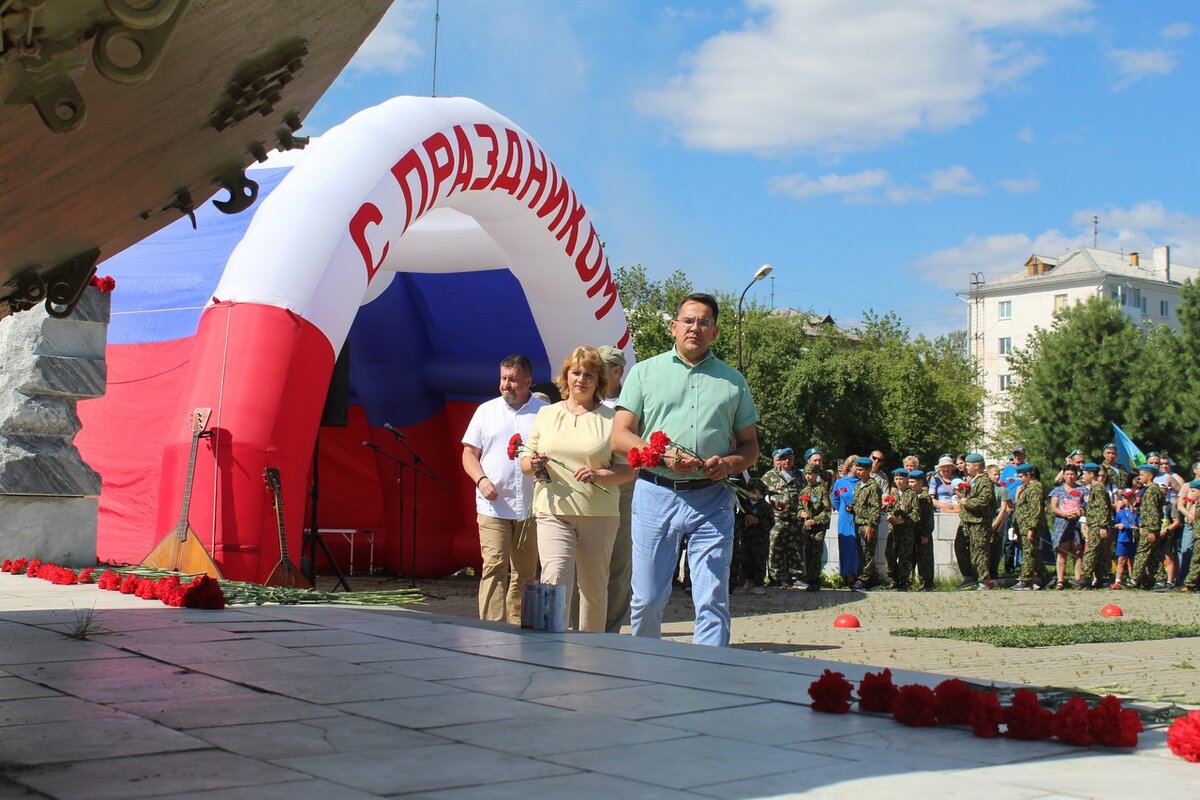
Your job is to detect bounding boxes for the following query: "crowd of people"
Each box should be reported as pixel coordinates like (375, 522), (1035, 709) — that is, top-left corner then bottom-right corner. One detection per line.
(733, 443), (1200, 594)
(458, 290), (1197, 650)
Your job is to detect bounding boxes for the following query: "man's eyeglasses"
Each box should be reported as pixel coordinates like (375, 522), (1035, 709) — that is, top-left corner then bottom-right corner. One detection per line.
(870, 456), (882, 461)
(674, 317), (715, 330)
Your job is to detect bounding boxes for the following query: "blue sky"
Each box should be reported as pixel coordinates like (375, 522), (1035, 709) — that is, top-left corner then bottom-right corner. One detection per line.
(301, 0), (1200, 335)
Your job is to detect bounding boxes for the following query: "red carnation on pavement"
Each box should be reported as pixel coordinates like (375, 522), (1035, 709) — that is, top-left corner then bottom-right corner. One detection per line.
(934, 678), (974, 725)
(808, 669), (852, 714)
(1052, 695), (1093, 746)
(1088, 695), (1142, 748)
(892, 684), (937, 727)
(858, 668), (899, 713)
(1004, 689), (1053, 740)
(969, 690), (1003, 738)
(1167, 710), (1200, 762)
(97, 570), (121, 591)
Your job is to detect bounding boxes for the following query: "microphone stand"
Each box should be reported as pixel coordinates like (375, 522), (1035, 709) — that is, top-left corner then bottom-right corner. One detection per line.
(362, 441), (409, 582)
(384, 425), (453, 588)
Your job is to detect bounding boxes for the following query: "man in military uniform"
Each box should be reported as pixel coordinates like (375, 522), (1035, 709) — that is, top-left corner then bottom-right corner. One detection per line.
(908, 470), (936, 591)
(852, 455), (882, 589)
(883, 468), (915, 590)
(957, 452), (998, 589)
(763, 447), (805, 587)
(796, 463), (830, 591)
(1101, 443), (1128, 491)
(1012, 463), (1047, 590)
(732, 478), (771, 593)
(1131, 464), (1165, 589)
(1080, 462), (1113, 588)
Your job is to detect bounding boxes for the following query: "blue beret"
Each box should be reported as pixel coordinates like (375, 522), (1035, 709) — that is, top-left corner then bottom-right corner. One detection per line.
(1068, 449), (1083, 457)
(1138, 463), (1157, 473)
(908, 469), (925, 479)
(964, 453), (985, 463)
(772, 447), (793, 458)
(1190, 479), (1200, 490)
(1103, 443), (1116, 451)
(891, 467), (909, 477)
(855, 456), (873, 468)
(804, 446), (822, 460)
(1016, 463), (1035, 474)
(1081, 462), (1100, 472)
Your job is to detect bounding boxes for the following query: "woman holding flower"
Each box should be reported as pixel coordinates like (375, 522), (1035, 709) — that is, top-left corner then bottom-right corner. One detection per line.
(1049, 463), (1086, 589)
(521, 346), (632, 631)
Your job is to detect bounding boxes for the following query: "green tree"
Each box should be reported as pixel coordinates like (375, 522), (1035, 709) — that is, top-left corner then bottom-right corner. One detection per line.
(613, 263), (691, 361)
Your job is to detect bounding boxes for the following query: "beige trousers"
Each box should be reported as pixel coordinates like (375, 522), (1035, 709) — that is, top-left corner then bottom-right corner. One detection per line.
(477, 514), (538, 624)
(536, 513), (618, 632)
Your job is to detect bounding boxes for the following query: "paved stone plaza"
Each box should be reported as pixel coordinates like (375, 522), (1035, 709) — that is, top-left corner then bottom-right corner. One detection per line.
(2, 574), (1197, 798)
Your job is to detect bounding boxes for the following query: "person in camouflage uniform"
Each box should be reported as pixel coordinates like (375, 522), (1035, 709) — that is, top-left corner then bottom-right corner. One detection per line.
(1011, 463), (1047, 590)
(1101, 443), (1128, 492)
(763, 447), (805, 587)
(851, 456), (882, 588)
(907, 470), (936, 591)
(883, 468), (916, 590)
(1131, 464), (1166, 589)
(1080, 462), (1114, 588)
(795, 463), (831, 591)
(957, 452), (998, 589)
(732, 479), (771, 593)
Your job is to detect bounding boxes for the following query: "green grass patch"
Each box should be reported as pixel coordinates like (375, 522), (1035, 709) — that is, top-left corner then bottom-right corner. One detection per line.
(891, 620), (1200, 648)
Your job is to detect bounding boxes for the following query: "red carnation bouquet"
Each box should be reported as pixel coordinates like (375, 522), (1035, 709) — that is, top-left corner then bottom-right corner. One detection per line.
(882, 495), (897, 508)
(629, 431), (752, 498)
(89, 274), (116, 293)
(1167, 709), (1200, 762)
(955, 481), (971, 492)
(507, 434), (610, 493)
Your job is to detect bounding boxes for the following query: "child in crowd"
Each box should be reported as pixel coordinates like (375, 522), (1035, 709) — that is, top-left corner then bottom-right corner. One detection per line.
(1112, 489), (1139, 589)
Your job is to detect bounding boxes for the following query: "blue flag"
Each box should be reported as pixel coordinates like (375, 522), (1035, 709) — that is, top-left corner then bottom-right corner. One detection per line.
(1110, 422), (1146, 471)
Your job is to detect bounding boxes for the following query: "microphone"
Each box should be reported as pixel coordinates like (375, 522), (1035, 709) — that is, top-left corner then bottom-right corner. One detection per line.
(383, 422), (405, 439)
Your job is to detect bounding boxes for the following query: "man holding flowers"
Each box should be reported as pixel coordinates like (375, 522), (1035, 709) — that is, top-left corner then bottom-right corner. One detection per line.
(612, 292), (759, 647)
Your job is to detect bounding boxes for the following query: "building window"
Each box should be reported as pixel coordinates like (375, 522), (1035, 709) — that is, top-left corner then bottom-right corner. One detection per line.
(1162, 300), (1170, 317)
(1130, 287), (1141, 308)
(998, 337), (1012, 355)
(1054, 294), (1068, 311)
(999, 374), (1012, 392)
(1140, 296), (1148, 315)
(998, 300), (1012, 320)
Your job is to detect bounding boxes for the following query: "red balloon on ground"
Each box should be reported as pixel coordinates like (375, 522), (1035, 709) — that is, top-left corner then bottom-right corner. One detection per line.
(834, 614), (861, 628)
(1101, 604), (1123, 617)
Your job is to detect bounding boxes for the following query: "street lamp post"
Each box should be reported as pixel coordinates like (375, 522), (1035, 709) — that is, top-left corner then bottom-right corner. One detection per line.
(736, 263), (773, 372)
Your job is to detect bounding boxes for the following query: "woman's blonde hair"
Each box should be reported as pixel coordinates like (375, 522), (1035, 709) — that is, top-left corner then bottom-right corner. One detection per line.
(841, 455), (859, 476)
(554, 345), (607, 404)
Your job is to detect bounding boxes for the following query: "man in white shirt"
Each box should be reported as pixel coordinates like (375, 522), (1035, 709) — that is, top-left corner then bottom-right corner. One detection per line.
(461, 355), (548, 624)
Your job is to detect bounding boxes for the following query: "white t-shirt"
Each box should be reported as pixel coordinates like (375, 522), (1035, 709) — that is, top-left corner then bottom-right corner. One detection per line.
(462, 394), (548, 519)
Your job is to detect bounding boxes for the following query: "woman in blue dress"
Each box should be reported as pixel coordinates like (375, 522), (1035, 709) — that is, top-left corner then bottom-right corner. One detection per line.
(1049, 463), (1086, 589)
(831, 455), (862, 588)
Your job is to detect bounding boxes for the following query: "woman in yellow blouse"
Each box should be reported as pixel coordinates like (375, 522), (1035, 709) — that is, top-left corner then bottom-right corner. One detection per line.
(522, 346), (632, 631)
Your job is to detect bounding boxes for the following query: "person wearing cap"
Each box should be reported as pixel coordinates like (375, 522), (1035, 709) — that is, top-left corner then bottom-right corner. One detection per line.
(929, 455), (960, 512)
(805, 446), (833, 490)
(1131, 467), (1168, 588)
(883, 468), (916, 590)
(1049, 463), (1086, 589)
(1181, 479), (1200, 592)
(986, 463), (1014, 578)
(592, 344), (635, 632)
(1151, 456), (1185, 588)
(1055, 449), (1085, 484)
(999, 446), (1028, 572)
(612, 292), (760, 647)
(796, 463), (831, 591)
(763, 447), (806, 588)
(1011, 464), (1047, 589)
(1080, 462), (1114, 588)
(907, 470), (936, 590)
(956, 453), (998, 589)
(831, 457), (862, 587)
(852, 456), (883, 589)
(1102, 443), (1128, 491)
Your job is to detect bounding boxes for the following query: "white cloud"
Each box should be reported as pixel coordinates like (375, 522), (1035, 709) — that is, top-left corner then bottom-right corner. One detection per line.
(1107, 47), (1177, 90)
(771, 165), (984, 204)
(1016, 125), (1035, 143)
(998, 176), (1040, 193)
(1161, 22), (1194, 40)
(635, 0), (1090, 154)
(344, 1), (426, 76)
(917, 202), (1200, 288)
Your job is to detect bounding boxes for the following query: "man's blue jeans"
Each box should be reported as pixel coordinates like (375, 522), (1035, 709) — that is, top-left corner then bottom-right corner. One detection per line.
(630, 478), (735, 647)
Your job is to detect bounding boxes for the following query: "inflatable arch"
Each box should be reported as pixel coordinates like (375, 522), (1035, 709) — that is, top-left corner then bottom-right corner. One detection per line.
(150, 96), (632, 583)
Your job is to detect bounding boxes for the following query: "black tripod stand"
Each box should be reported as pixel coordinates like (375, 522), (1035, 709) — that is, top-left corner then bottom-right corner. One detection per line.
(301, 433), (352, 592)
(382, 423), (453, 587)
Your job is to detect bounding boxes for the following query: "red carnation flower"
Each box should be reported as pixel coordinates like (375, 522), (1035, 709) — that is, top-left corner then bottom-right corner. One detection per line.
(934, 678), (973, 725)
(800, 495), (811, 503)
(835, 487), (847, 496)
(1070, 489), (1081, 498)
(1052, 695), (1093, 746)
(808, 669), (852, 714)
(969, 690), (1003, 738)
(1, 559), (12, 572)
(1167, 709), (1200, 763)
(892, 684), (937, 727)
(1088, 695), (1142, 748)
(135, 578), (159, 600)
(78, 567), (95, 583)
(25, 558), (42, 578)
(118, 574), (140, 594)
(882, 495), (896, 507)
(956, 481), (970, 491)
(648, 431), (671, 453)
(1185, 497), (1196, 505)
(627, 447), (644, 468)
(89, 274), (116, 293)
(507, 433), (523, 460)
(643, 447), (663, 468)
(1004, 689), (1053, 740)
(97, 570), (122, 590)
(858, 668), (899, 713)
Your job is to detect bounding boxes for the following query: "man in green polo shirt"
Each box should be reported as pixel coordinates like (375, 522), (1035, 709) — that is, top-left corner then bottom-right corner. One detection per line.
(612, 292), (760, 647)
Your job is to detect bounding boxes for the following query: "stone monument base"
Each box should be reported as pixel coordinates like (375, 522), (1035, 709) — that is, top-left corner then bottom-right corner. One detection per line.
(0, 496), (98, 565)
